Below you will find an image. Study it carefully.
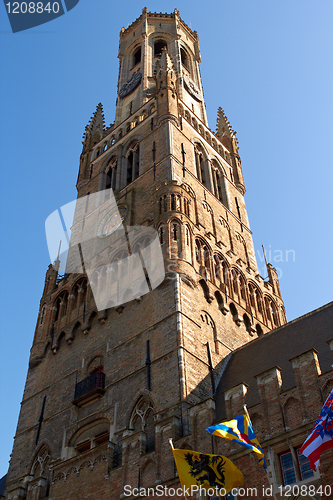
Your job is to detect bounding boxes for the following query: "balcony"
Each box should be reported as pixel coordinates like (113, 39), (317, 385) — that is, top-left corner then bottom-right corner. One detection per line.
(72, 370), (105, 407)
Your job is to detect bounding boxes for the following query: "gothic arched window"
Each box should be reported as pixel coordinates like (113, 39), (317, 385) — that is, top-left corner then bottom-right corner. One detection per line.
(28, 446), (51, 499)
(54, 292), (68, 322)
(180, 47), (189, 71)
(126, 142), (140, 186)
(211, 159), (229, 208)
(264, 296), (279, 328)
(105, 157), (117, 191)
(185, 225), (190, 246)
(133, 46), (141, 66)
(195, 239), (201, 264)
(255, 288), (264, 315)
(195, 146), (207, 186)
(154, 39), (167, 58)
(129, 398), (155, 453)
(248, 283), (256, 311)
(74, 278), (87, 309)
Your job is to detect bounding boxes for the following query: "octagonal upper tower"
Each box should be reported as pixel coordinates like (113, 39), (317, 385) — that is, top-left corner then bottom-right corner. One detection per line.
(115, 8), (207, 127)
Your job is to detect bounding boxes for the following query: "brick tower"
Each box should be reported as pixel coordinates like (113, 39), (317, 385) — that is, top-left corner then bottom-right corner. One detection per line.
(5, 9), (286, 500)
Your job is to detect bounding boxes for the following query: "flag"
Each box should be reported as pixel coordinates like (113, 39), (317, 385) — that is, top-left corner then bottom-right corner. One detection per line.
(299, 388), (333, 470)
(171, 448), (244, 497)
(206, 411), (266, 468)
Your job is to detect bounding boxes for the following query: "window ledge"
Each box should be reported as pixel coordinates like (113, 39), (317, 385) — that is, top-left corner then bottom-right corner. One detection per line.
(276, 470), (320, 494)
(72, 387), (105, 408)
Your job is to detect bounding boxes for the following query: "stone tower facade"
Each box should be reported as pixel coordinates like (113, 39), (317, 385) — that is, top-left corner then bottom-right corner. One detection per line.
(5, 9), (287, 500)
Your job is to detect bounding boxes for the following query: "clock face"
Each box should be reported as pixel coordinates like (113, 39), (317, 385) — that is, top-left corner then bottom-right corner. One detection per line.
(183, 75), (203, 102)
(97, 206), (128, 238)
(118, 72), (142, 98)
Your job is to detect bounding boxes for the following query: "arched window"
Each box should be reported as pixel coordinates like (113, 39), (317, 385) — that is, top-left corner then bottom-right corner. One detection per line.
(211, 159), (229, 208)
(195, 146), (206, 186)
(185, 225), (190, 246)
(154, 39), (167, 58)
(111, 251), (129, 283)
(239, 275), (247, 301)
(28, 446), (51, 498)
(255, 289), (264, 315)
(183, 197), (190, 217)
(195, 240), (212, 278)
(129, 398), (155, 453)
(71, 419), (110, 455)
(105, 157), (117, 191)
(264, 296), (279, 328)
(133, 46), (141, 66)
(74, 278), (87, 308)
(54, 292), (68, 322)
(126, 142), (140, 185)
(170, 221), (181, 259)
(195, 240), (201, 264)
(180, 47), (189, 71)
(202, 245), (211, 280)
(231, 269), (246, 305)
(248, 284), (256, 310)
(172, 223), (178, 241)
(171, 194), (176, 211)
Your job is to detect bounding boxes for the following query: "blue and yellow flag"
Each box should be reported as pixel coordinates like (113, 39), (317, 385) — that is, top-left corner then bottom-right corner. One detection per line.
(172, 447), (244, 497)
(206, 411), (266, 468)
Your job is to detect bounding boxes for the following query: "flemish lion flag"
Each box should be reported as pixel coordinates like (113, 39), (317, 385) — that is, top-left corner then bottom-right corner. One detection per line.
(206, 411), (266, 468)
(171, 448), (244, 496)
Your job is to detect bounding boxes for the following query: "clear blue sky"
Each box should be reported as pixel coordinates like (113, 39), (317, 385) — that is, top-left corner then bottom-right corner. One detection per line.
(0, 0), (332, 478)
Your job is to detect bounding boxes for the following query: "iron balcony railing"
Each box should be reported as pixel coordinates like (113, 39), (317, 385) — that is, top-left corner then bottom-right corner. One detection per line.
(74, 371), (105, 400)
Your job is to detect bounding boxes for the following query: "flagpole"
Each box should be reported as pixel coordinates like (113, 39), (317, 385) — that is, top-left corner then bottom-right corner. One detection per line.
(264, 469), (277, 500)
(169, 438), (174, 450)
(244, 406), (277, 499)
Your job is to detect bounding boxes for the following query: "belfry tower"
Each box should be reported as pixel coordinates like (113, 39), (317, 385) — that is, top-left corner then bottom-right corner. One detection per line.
(5, 9), (286, 500)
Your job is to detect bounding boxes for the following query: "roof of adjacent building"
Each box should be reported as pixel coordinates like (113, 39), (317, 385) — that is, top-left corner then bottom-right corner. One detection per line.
(215, 302), (333, 419)
(0, 474), (7, 497)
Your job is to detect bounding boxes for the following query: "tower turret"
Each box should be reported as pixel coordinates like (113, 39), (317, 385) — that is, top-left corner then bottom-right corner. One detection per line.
(155, 48), (178, 125)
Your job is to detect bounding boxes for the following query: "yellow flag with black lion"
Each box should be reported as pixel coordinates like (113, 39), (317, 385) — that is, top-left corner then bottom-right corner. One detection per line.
(172, 447), (244, 496)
